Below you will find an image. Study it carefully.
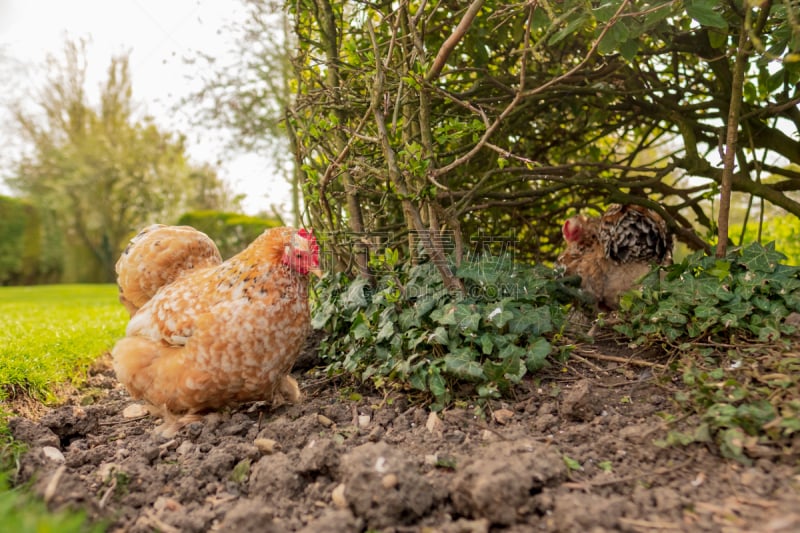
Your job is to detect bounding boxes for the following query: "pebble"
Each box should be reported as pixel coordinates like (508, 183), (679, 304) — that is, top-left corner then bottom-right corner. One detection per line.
(367, 426), (384, 442)
(331, 483), (347, 509)
(176, 441), (194, 456)
(444, 430), (466, 444)
(142, 445), (160, 463)
(481, 430), (501, 442)
(493, 409), (514, 425)
(381, 473), (398, 489)
(122, 404), (149, 418)
(317, 414), (334, 427)
(425, 412), (443, 434)
(357, 415), (371, 428)
(254, 438), (279, 454)
(41, 446), (65, 463)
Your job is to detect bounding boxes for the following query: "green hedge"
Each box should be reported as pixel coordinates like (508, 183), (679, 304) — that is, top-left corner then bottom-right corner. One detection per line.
(0, 196), (63, 285)
(176, 211), (282, 258)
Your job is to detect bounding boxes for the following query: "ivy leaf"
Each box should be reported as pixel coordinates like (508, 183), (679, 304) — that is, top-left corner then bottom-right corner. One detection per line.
(414, 295), (437, 318)
(399, 307), (420, 330)
(718, 427), (750, 464)
(376, 319), (395, 343)
(342, 277), (371, 310)
(352, 321), (372, 341)
(428, 368), (448, 401)
(428, 326), (449, 345)
(619, 38), (640, 62)
(409, 369), (426, 391)
(483, 353), (521, 389)
(453, 303), (482, 332)
(311, 301), (335, 329)
(499, 343), (526, 362)
(706, 260), (731, 280)
(526, 337), (552, 372)
(485, 304), (514, 329)
(478, 333), (495, 355)
(739, 242), (783, 273)
(509, 306), (553, 335)
(444, 348), (486, 381)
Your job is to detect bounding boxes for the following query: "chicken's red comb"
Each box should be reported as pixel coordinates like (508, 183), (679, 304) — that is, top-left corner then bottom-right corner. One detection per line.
(297, 228), (319, 252)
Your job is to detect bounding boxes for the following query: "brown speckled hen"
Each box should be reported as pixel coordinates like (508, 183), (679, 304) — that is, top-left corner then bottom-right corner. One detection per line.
(111, 226), (321, 433)
(557, 204), (672, 310)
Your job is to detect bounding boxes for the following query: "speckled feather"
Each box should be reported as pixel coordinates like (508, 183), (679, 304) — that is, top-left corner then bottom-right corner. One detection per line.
(112, 226), (317, 414)
(116, 224), (222, 316)
(557, 204), (672, 310)
(599, 204), (671, 264)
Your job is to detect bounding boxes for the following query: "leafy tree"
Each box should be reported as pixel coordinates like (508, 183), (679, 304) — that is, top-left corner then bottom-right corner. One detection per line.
(283, 0), (800, 278)
(5, 40), (239, 282)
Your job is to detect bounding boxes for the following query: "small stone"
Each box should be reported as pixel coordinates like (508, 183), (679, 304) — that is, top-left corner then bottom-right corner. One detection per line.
(41, 446), (65, 463)
(176, 441), (194, 456)
(331, 483), (348, 509)
(154, 496), (183, 512)
(254, 438), (279, 454)
(559, 379), (596, 422)
(122, 404), (149, 418)
(424, 454), (438, 466)
(444, 430), (467, 444)
(317, 414), (334, 427)
(142, 445), (160, 463)
(186, 422), (204, 439)
(481, 429), (500, 442)
(358, 415), (371, 428)
(367, 426), (384, 442)
(381, 473), (398, 489)
(493, 409), (514, 425)
(425, 412), (443, 434)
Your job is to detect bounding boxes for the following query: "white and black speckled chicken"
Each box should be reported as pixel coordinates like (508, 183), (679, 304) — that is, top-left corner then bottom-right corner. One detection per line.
(557, 204), (672, 310)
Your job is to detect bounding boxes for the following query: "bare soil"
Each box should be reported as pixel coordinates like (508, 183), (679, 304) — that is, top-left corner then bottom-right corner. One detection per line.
(8, 336), (800, 532)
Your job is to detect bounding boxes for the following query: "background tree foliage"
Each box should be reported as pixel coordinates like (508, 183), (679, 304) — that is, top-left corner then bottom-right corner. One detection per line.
(5, 40), (238, 282)
(185, 0), (301, 225)
(275, 0), (800, 280)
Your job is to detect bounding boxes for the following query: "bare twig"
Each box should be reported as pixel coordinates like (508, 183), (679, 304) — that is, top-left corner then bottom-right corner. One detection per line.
(429, 0), (631, 180)
(425, 0), (486, 82)
(717, 20), (751, 257)
(575, 351), (668, 370)
(43, 464), (66, 504)
(98, 475), (118, 509)
(563, 457), (695, 489)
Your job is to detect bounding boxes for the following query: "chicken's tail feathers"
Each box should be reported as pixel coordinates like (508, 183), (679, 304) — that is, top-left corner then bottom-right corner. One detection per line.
(600, 204), (672, 264)
(115, 225), (223, 315)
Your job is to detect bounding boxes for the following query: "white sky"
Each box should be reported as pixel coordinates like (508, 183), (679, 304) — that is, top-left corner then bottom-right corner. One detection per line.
(0, 0), (289, 216)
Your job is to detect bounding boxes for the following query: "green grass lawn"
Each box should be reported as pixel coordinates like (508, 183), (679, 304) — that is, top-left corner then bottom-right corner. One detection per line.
(0, 284), (124, 533)
(0, 284), (127, 403)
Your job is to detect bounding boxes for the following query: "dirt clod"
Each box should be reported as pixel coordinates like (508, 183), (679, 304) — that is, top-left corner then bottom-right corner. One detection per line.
(450, 438), (566, 526)
(340, 441), (435, 529)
